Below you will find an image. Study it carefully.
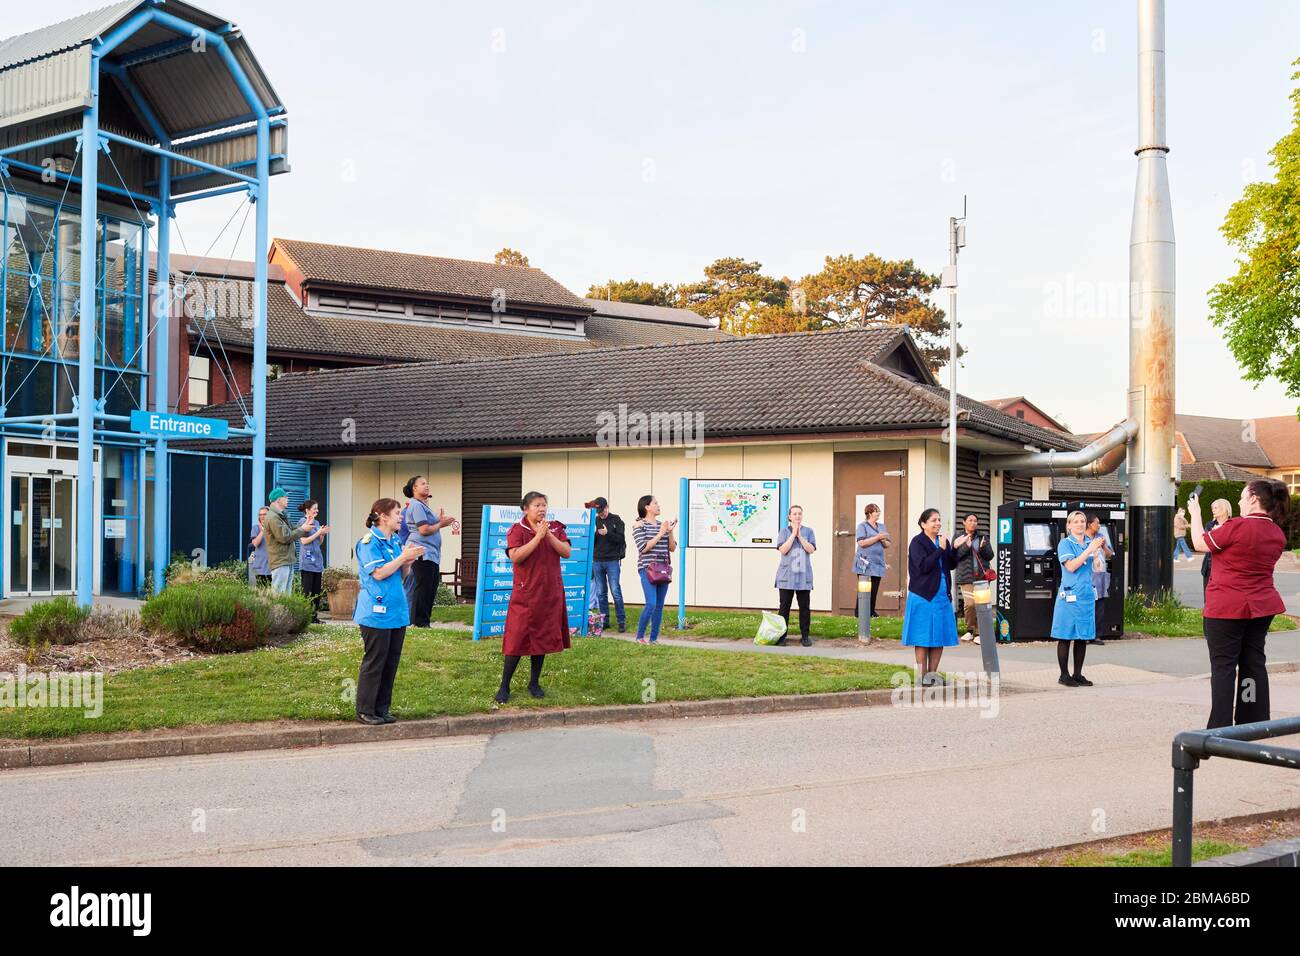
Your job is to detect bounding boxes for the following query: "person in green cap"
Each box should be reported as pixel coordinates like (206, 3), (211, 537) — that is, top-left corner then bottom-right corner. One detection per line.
(262, 487), (328, 594)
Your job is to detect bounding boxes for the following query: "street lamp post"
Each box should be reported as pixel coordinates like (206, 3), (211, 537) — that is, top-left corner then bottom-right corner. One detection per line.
(941, 205), (967, 602)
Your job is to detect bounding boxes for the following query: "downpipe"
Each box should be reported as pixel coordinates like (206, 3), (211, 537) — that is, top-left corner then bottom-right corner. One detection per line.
(977, 419), (1139, 479)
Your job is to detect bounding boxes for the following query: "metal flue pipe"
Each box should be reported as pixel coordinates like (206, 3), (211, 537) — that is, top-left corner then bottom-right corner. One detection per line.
(978, 419), (1138, 479)
(1127, 0), (1177, 597)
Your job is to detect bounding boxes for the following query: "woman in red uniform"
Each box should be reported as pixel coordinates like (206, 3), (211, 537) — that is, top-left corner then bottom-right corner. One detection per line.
(495, 491), (572, 704)
(1189, 478), (1290, 729)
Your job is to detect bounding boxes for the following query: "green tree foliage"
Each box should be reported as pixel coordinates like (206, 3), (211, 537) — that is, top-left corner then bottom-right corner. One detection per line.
(798, 253), (951, 367)
(493, 247), (530, 267)
(677, 258), (794, 336)
(586, 279), (678, 306)
(1208, 59), (1300, 409)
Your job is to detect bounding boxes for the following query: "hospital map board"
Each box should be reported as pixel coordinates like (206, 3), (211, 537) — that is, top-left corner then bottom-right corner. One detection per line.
(471, 505), (596, 640)
(686, 479), (781, 548)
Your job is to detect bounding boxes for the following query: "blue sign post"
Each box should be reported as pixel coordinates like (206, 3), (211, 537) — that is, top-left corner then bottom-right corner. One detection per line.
(472, 505), (597, 640)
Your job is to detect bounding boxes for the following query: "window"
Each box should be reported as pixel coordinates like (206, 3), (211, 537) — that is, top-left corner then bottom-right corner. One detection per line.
(1285, 472), (1300, 495)
(188, 355), (211, 408)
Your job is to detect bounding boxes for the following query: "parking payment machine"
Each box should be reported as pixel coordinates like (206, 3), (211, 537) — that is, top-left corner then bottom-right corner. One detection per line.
(994, 500), (1069, 641)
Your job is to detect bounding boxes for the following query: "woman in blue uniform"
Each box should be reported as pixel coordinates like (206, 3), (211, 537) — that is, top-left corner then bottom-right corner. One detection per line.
(297, 499), (329, 623)
(901, 508), (958, 686)
(353, 497), (423, 724)
(1052, 510), (1108, 687)
(854, 503), (890, 618)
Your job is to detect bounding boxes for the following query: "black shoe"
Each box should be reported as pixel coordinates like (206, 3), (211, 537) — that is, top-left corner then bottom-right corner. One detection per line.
(1094, 639), (1107, 647)
(1072, 674), (1094, 687)
(1058, 675), (1079, 688)
(775, 636), (788, 646)
(378, 710), (397, 723)
(356, 713), (386, 725)
(617, 624), (627, 633)
(527, 684), (545, 699)
(494, 688), (510, 704)
(800, 636), (812, 647)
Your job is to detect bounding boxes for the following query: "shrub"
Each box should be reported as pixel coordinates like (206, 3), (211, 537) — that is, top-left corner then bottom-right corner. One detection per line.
(434, 583), (456, 606)
(140, 579), (312, 653)
(1125, 589), (1186, 627)
(322, 565), (358, 594)
(8, 597), (88, 648)
(79, 607), (146, 643)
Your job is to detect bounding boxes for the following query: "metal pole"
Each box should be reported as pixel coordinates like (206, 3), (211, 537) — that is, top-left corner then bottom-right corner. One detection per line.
(151, 158), (171, 594)
(75, 64), (100, 608)
(250, 115), (270, 569)
(947, 217), (959, 602)
(1171, 734), (1199, 868)
(1128, 0), (1176, 600)
(972, 587), (1000, 674)
(856, 576), (872, 643)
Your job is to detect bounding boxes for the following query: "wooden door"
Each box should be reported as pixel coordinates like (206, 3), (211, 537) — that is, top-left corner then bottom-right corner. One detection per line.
(832, 450), (907, 615)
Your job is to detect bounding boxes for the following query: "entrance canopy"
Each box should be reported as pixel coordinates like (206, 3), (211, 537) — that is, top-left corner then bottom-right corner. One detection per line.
(0, 0), (288, 195)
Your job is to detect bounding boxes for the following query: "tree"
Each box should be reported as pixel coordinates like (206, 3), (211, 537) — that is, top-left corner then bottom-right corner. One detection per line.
(586, 279), (677, 307)
(493, 247), (530, 267)
(677, 258), (792, 336)
(797, 253), (953, 368)
(1208, 59), (1300, 408)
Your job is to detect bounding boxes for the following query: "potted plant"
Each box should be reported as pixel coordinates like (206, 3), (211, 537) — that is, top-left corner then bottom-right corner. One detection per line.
(322, 566), (360, 619)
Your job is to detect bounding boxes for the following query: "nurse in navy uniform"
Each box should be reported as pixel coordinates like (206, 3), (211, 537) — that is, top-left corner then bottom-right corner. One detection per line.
(901, 508), (959, 686)
(353, 498), (423, 724)
(1051, 510), (1107, 687)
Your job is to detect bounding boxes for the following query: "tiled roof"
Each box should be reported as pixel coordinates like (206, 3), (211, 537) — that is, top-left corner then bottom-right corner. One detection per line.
(1253, 415), (1300, 469)
(926, 387), (1084, 452)
(1182, 460), (1264, 482)
(182, 277), (726, 364)
(1176, 414), (1273, 468)
(192, 327), (1080, 458)
(583, 298), (714, 328)
(273, 238), (591, 313)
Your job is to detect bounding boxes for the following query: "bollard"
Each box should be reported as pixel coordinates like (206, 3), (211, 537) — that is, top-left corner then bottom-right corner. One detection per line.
(971, 581), (1000, 675)
(856, 576), (873, 643)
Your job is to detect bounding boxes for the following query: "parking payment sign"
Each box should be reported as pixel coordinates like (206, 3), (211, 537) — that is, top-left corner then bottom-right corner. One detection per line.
(998, 518), (1012, 545)
(472, 505), (596, 640)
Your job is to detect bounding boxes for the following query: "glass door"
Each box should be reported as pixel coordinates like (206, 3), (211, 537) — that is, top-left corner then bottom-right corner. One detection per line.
(9, 476), (29, 595)
(16, 475), (75, 596)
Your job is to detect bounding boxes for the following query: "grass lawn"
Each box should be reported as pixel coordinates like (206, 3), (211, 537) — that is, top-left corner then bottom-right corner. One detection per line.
(427, 605), (904, 640)
(1125, 609), (1295, 638)
(1057, 839), (1243, 867)
(0, 625), (906, 740)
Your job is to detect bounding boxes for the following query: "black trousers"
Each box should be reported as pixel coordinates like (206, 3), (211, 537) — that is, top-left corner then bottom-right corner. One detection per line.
(301, 570), (323, 620)
(1204, 615), (1272, 729)
(357, 625), (406, 717)
(410, 559), (439, 627)
(869, 576), (881, 617)
(779, 588), (811, 639)
(1093, 597), (1106, 636)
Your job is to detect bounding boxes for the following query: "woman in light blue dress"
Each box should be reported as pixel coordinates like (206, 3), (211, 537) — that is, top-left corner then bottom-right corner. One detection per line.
(854, 503), (890, 618)
(901, 508), (958, 686)
(1051, 510), (1107, 687)
(774, 505), (817, 646)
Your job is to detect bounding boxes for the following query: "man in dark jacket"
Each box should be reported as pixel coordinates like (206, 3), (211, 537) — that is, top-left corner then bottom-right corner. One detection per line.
(588, 496), (627, 633)
(953, 513), (994, 643)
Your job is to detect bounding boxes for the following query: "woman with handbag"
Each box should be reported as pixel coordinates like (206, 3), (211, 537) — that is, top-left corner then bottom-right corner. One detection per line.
(774, 505), (818, 646)
(953, 514), (995, 645)
(632, 494), (676, 644)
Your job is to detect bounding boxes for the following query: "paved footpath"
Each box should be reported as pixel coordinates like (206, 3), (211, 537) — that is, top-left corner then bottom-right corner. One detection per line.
(1, 671), (1297, 866)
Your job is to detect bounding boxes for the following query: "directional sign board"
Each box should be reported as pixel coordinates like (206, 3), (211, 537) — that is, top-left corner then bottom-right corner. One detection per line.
(471, 505), (596, 640)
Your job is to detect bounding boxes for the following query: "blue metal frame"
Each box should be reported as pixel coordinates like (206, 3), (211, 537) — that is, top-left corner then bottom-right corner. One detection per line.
(0, 4), (275, 604)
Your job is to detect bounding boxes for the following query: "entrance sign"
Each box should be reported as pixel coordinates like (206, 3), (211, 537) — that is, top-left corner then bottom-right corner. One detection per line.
(129, 410), (229, 441)
(471, 505), (596, 640)
(686, 479), (781, 548)
(677, 477), (790, 628)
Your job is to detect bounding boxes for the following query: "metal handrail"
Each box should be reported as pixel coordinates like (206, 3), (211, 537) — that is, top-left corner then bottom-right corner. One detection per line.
(1171, 717), (1300, 867)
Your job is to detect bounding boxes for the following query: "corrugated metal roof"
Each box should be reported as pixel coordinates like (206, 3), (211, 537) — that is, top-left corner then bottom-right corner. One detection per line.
(1, 2), (285, 144)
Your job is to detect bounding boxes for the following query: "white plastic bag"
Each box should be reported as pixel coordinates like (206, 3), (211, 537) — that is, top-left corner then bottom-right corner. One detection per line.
(755, 610), (788, 645)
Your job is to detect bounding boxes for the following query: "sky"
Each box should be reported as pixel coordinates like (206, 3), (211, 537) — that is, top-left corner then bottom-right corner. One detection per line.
(11, 0), (1300, 433)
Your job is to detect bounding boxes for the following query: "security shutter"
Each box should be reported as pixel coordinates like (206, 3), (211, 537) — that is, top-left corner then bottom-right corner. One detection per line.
(273, 461), (312, 568)
(1003, 474), (1033, 503)
(461, 457), (523, 591)
(956, 447), (992, 530)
